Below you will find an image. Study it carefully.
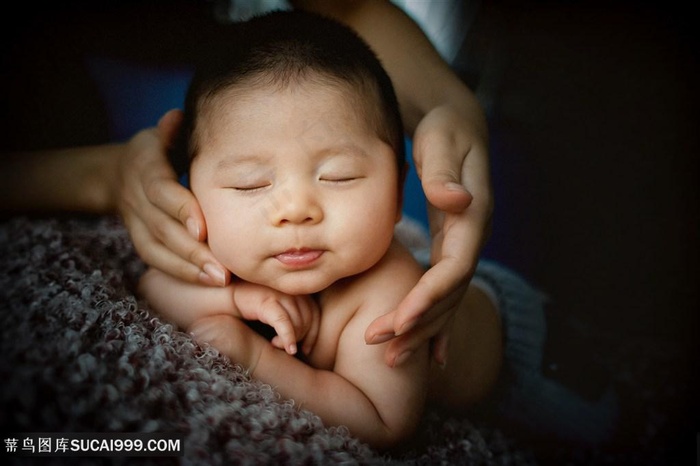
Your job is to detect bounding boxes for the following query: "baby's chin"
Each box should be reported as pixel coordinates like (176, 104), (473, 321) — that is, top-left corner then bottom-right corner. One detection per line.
(237, 273), (332, 296)
(270, 278), (331, 296)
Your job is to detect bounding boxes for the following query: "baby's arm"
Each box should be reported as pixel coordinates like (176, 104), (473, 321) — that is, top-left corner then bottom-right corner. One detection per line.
(138, 268), (319, 355)
(242, 245), (429, 448)
(138, 268), (235, 330)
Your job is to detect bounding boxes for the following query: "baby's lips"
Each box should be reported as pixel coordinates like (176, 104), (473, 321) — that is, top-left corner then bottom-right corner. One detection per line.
(275, 248), (324, 267)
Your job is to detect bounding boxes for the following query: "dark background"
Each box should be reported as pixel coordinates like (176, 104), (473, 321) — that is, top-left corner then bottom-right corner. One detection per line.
(468, 0), (698, 347)
(463, 2), (698, 460)
(2, 0), (698, 462)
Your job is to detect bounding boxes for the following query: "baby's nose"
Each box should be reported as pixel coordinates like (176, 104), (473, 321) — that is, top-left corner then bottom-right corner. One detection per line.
(270, 187), (323, 226)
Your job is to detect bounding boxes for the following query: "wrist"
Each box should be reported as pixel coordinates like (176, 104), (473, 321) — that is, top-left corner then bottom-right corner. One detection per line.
(229, 279), (247, 319)
(89, 143), (123, 213)
(1, 144), (124, 214)
(243, 325), (268, 376)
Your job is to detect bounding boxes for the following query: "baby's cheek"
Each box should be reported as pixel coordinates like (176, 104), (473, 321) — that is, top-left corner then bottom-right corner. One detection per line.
(212, 227), (265, 279)
(207, 224), (243, 268)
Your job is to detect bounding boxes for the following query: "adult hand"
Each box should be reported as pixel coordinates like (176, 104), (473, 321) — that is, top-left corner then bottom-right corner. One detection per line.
(365, 105), (493, 367)
(116, 109), (230, 287)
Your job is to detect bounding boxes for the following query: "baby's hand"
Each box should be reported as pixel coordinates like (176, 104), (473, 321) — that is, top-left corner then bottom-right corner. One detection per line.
(233, 281), (320, 356)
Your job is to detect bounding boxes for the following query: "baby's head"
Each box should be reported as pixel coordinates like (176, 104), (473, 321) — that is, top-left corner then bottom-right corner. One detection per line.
(172, 10), (404, 175)
(173, 11), (407, 294)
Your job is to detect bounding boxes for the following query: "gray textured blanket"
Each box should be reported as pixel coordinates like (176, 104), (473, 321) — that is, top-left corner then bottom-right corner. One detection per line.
(0, 217), (692, 465)
(0, 217), (534, 465)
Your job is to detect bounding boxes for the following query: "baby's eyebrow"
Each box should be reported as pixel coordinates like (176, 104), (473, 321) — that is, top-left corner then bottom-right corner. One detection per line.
(215, 153), (272, 171)
(317, 144), (369, 160)
(211, 144), (370, 172)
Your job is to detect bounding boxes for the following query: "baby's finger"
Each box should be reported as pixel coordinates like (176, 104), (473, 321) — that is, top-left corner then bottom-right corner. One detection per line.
(271, 335), (286, 351)
(261, 300), (298, 355)
(280, 297), (306, 339)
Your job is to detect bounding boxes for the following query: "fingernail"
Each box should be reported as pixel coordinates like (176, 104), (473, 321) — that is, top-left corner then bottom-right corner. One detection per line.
(393, 350), (413, 367)
(288, 344), (297, 355)
(437, 339), (450, 369)
(198, 271), (217, 287)
(368, 332), (395, 345)
(396, 317), (418, 336)
(186, 217), (200, 240)
(203, 263), (226, 287)
(445, 182), (467, 192)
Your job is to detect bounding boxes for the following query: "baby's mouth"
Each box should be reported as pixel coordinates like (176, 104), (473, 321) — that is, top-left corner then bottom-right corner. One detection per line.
(274, 248), (324, 267)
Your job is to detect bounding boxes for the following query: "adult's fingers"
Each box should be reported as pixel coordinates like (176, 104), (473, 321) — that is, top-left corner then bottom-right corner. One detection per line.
(124, 211), (213, 284)
(142, 171), (207, 241)
(383, 310), (454, 368)
(125, 111), (228, 286)
(157, 109), (184, 149)
(430, 326), (451, 367)
(141, 178), (228, 283)
(150, 108), (201, 233)
(412, 108), (475, 214)
(364, 230), (469, 346)
(383, 281), (465, 367)
(415, 132), (473, 214)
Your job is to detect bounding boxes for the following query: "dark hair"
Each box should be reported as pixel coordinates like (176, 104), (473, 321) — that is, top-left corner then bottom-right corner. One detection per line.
(170, 10), (405, 177)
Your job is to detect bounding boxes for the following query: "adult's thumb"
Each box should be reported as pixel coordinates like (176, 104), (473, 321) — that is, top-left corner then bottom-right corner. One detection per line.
(421, 163), (472, 214)
(157, 109), (184, 148)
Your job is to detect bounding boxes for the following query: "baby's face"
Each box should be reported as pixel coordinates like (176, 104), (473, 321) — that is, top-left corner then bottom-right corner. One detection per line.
(190, 80), (401, 295)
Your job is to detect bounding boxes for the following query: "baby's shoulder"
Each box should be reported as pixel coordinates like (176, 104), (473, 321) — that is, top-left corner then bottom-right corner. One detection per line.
(308, 239), (423, 368)
(330, 238), (423, 319)
(367, 238), (424, 289)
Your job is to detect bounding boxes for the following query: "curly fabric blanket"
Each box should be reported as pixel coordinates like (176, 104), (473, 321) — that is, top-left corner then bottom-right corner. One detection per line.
(0, 217), (693, 465)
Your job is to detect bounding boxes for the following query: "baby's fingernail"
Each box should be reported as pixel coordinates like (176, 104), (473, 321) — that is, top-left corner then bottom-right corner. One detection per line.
(203, 263), (226, 287)
(394, 350), (413, 367)
(186, 217), (200, 240)
(368, 332), (394, 345)
(288, 344), (297, 355)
